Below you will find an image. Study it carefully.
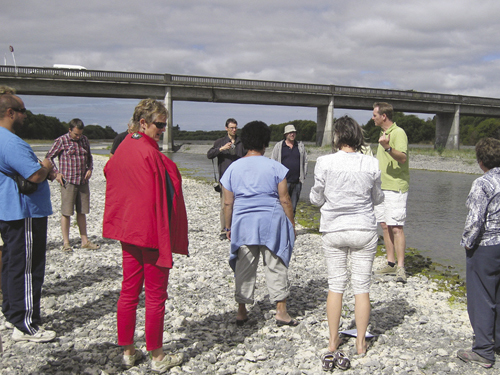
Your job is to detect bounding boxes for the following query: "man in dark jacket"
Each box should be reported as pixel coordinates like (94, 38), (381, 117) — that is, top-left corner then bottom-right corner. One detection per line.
(207, 118), (246, 239)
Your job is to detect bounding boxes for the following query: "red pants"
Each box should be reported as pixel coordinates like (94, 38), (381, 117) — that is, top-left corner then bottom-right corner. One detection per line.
(117, 242), (170, 351)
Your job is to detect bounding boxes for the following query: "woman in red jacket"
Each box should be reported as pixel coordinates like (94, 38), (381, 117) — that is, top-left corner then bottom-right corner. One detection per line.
(103, 99), (188, 373)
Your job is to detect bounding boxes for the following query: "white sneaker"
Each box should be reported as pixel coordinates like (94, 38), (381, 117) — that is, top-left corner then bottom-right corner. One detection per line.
(4, 321), (14, 329)
(12, 327), (56, 342)
(151, 353), (184, 373)
(123, 349), (144, 368)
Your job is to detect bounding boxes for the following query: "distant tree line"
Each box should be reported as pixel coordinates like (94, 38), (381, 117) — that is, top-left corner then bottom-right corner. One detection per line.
(364, 113), (500, 146)
(363, 113), (436, 144)
(173, 120), (317, 142)
(22, 110), (500, 145)
(16, 110), (117, 140)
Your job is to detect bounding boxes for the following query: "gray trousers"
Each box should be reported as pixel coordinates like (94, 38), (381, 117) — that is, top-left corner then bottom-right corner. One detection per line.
(234, 245), (290, 304)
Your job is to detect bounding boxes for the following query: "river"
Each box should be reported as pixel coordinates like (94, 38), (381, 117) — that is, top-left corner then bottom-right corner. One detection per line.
(33, 141), (478, 278)
(163, 151), (478, 278)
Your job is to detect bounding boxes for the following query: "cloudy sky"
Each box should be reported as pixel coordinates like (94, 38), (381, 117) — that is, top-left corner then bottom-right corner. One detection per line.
(2, 0), (500, 132)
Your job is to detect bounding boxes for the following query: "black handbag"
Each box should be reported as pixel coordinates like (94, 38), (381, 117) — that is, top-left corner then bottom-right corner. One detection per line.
(0, 170), (38, 194)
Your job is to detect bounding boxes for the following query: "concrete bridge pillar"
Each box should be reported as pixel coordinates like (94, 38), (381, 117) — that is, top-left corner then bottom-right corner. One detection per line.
(317, 96), (334, 147)
(435, 105), (460, 150)
(163, 87), (173, 151)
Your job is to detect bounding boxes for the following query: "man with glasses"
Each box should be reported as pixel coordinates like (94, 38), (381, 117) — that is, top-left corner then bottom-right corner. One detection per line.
(0, 91), (57, 342)
(207, 118), (246, 240)
(46, 118), (97, 252)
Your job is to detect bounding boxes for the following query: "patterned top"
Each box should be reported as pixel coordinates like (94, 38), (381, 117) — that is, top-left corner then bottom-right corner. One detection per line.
(461, 167), (500, 249)
(46, 132), (93, 185)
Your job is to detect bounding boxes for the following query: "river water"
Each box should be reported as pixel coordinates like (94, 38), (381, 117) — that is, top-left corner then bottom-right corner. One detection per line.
(33, 142), (479, 278)
(163, 151), (479, 278)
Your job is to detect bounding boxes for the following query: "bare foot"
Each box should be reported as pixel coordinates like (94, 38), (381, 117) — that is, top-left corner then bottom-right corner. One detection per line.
(236, 303), (247, 321)
(328, 335), (342, 352)
(356, 337), (367, 355)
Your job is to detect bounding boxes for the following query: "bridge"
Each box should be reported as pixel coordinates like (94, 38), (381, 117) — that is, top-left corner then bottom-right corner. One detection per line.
(2, 65), (500, 150)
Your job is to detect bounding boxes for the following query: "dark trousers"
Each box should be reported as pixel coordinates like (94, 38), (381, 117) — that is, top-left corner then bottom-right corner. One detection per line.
(287, 182), (302, 215)
(0, 217), (48, 335)
(466, 243), (500, 363)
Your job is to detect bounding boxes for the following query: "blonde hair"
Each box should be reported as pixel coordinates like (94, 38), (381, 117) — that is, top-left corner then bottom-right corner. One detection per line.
(132, 99), (167, 129)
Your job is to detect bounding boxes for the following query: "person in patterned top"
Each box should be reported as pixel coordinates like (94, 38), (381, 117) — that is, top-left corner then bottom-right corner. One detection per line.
(458, 137), (500, 369)
(46, 118), (98, 252)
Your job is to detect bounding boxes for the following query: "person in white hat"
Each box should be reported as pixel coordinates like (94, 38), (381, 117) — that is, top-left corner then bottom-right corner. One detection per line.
(271, 124), (308, 215)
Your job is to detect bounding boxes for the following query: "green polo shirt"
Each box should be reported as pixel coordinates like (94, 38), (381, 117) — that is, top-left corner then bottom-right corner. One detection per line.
(376, 123), (409, 193)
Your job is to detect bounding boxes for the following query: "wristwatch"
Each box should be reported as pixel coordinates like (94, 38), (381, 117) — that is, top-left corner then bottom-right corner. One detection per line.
(385, 147), (392, 153)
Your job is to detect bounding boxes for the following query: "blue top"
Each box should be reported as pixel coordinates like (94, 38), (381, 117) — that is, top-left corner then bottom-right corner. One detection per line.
(461, 167), (500, 249)
(220, 156), (295, 271)
(0, 127), (52, 220)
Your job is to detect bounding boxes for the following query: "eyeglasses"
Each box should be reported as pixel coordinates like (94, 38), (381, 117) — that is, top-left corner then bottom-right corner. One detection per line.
(153, 121), (167, 129)
(11, 107), (27, 114)
(227, 126), (237, 130)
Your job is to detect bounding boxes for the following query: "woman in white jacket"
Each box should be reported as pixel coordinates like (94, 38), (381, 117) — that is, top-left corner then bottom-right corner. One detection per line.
(310, 116), (383, 370)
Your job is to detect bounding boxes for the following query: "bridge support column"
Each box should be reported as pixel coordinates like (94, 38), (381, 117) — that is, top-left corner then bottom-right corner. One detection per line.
(435, 105), (460, 150)
(162, 87), (173, 152)
(317, 96), (334, 147)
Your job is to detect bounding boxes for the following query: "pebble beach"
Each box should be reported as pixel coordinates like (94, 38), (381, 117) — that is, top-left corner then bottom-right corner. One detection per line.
(0, 151), (493, 375)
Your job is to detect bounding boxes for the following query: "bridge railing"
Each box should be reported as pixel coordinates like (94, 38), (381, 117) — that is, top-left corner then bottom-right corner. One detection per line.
(2, 65), (500, 107)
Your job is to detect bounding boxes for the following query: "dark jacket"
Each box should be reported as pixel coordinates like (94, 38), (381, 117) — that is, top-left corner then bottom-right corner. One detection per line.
(207, 136), (246, 180)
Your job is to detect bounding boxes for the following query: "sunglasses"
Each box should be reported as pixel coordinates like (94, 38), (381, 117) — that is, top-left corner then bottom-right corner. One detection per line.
(153, 121), (167, 129)
(11, 107), (27, 114)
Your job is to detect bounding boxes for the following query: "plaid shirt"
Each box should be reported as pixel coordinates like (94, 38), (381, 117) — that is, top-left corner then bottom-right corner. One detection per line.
(46, 133), (93, 185)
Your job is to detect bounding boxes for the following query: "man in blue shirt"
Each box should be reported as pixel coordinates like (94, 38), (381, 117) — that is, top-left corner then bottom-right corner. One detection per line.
(0, 91), (56, 342)
(271, 124), (308, 216)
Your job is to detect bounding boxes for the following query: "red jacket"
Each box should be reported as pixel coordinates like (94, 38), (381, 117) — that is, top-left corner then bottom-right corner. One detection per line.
(103, 133), (189, 268)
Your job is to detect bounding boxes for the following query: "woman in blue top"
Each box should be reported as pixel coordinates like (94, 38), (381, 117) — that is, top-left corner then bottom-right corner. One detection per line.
(220, 121), (297, 327)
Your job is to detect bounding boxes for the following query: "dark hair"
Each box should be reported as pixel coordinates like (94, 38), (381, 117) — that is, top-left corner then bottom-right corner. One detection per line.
(373, 102), (393, 121)
(333, 115), (366, 152)
(225, 118), (238, 127)
(241, 121), (270, 151)
(69, 118), (85, 130)
(476, 138), (500, 170)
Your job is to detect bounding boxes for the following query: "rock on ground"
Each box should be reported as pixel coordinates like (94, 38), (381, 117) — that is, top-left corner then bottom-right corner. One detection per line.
(0, 155), (493, 374)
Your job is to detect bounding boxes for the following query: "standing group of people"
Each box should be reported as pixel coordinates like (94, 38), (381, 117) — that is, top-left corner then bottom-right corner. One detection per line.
(1, 87), (499, 372)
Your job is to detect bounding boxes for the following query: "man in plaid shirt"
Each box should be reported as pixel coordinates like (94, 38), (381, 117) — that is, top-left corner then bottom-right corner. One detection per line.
(46, 118), (99, 251)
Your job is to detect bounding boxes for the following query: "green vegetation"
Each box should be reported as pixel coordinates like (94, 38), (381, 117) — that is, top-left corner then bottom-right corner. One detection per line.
(364, 112), (436, 144)
(82, 124), (117, 139)
(407, 146), (476, 160)
(17, 110), (117, 140)
(460, 116), (500, 145)
(173, 119), (317, 142)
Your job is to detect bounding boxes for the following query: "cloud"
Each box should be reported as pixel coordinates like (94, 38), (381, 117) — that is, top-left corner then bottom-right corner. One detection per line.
(2, 0), (500, 131)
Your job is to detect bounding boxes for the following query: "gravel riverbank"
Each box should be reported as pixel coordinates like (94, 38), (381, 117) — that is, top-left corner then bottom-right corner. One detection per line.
(0, 155), (491, 374)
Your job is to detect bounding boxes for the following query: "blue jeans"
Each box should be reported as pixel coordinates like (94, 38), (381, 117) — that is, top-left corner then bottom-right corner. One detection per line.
(287, 182), (302, 215)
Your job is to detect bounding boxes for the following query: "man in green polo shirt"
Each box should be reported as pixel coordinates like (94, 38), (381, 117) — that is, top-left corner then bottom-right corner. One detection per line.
(372, 102), (409, 283)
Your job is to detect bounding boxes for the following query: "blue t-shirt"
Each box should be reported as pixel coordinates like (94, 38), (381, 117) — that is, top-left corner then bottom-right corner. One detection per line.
(0, 127), (52, 220)
(220, 156), (295, 271)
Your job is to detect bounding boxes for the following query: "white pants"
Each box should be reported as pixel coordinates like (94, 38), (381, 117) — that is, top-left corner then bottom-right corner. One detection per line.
(323, 230), (378, 294)
(234, 245), (290, 304)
